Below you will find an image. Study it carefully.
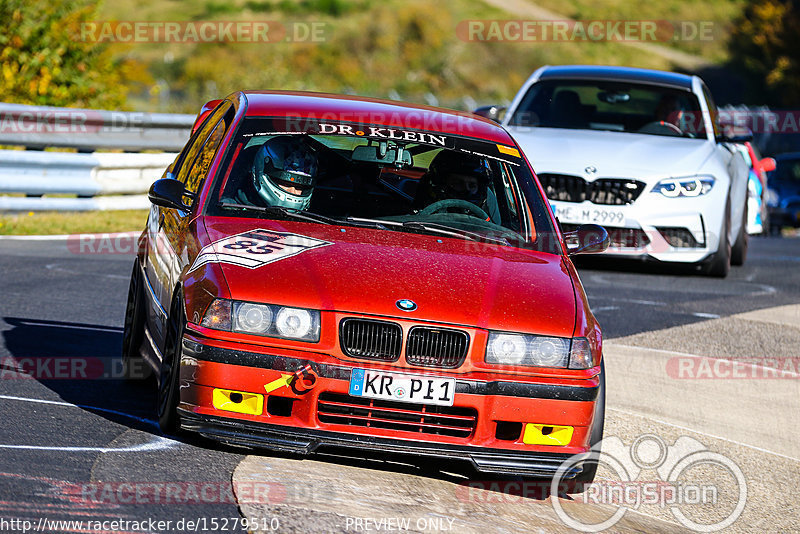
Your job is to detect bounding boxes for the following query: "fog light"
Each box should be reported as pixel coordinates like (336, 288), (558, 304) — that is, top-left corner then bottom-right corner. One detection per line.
(522, 424), (574, 446)
(212, 388), (263, 416)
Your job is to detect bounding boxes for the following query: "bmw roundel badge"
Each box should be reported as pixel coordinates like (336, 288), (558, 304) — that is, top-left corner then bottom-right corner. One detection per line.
(396, 299), (417, 312)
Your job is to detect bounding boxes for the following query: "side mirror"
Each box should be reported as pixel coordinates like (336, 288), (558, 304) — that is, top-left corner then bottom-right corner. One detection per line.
(473, 105), (506, 123)
(565, 224), (609, 255)
(761, 157), (777, 173)
(148, 178), (190, 211)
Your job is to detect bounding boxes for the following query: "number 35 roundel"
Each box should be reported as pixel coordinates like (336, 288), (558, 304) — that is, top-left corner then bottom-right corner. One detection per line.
(188, 229), (332, 273)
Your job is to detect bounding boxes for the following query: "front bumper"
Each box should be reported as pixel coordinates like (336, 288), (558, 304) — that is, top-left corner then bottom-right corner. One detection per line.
(552, 188), (726, 264)
(177, 334), (600, 478)
(179, 411), (580, 478)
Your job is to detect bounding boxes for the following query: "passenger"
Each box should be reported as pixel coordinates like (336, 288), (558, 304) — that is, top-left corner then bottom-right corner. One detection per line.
(415, 150), (501, 223)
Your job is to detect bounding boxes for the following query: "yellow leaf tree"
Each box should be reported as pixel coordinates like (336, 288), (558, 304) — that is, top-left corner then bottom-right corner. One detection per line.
(0, 0), (131, 108)
(729, 0), (800, 106)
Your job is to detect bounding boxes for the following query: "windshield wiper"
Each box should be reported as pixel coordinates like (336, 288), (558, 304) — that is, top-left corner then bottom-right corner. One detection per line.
(220, 203), (389, 229)
(401, 221), (510, 245)
(344, 217), (390, 230)
(219, 203), (342, 225)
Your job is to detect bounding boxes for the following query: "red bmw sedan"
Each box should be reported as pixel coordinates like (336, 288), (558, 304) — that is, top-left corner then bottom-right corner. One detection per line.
(122, 91), (608, 486)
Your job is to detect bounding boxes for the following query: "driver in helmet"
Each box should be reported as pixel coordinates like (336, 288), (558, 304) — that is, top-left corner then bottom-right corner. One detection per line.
(415, 150), (500, 222)
(247, 135), (319, 209)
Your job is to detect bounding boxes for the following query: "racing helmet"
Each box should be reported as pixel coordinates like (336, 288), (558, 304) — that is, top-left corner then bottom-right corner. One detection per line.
(252, 136), (318, 210)
(426, 150), (490, 205)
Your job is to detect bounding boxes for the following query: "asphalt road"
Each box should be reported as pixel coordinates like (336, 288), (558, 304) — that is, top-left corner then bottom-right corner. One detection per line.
(0, 235), (797, 533)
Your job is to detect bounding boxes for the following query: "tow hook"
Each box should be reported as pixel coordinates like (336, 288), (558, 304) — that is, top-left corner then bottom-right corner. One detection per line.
(291, 364), (318, 393)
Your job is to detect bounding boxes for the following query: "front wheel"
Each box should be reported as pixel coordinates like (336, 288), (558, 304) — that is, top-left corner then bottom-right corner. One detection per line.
(731, 203), (748, 266)
(707, 200), (731, 277)
(158, 292), (185, 434)
(570, 360), (605, 490)
(121, 260), (148, 381)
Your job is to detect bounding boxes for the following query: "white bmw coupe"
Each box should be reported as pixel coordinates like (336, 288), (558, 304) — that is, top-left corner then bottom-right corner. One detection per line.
(477, 65), (750, 277)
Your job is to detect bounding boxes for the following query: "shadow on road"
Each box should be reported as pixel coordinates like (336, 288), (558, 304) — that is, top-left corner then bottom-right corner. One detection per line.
(1, 317), (159, 433)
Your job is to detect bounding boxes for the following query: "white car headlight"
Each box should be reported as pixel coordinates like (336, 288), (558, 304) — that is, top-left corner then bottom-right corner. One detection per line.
(485, 332), (596, 369)
(652, 176), (715, 198)
(487, 333), (528, 365)
(200, 299), (320, 342)
(275, 307), (314, 339)
(235, 302), (273, 334)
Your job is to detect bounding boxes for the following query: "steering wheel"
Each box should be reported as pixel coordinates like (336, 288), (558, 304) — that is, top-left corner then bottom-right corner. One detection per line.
(419, 198), (489, 219)
(638, 121), (683, 136)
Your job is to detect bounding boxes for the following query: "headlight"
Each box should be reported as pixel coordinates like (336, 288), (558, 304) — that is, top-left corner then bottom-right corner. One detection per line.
(485, 332), (596, 369)
(235, 303), (273, 334)
(652, 176), (714, 198)
(275, 307), (314, 339)
(200, 299), (320, 342)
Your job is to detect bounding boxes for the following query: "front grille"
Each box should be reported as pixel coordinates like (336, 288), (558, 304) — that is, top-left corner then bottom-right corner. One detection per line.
(406, 327), (469, 368)
(317, 392), (477, 438)
(538, 173), (585, 202)
(561, 224), (650, 249)
(608, 228), (650, 248)
(537, 174), (646, 205)
(340, 319), (402, 361)
(657, 227), (701, 248)
(589, 179), (647, 205)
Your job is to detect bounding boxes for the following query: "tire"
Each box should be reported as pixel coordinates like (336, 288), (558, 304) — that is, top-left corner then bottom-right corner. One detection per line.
(158, 291), (185, 434)
(707, 200), (731, 277)
(568, 360), (605, 492)
(731, 202), (748, 266)
(121, 260), (148, 381)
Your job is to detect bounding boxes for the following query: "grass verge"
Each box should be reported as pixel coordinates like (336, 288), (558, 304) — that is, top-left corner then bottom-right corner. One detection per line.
(0, 210), (149, 236)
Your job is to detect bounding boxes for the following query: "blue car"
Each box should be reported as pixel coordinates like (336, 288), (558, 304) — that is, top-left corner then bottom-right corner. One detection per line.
(767, 153), (800, 235)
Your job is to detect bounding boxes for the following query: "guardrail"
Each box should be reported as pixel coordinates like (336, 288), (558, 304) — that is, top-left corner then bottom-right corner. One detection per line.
(0, 102), (195, 211)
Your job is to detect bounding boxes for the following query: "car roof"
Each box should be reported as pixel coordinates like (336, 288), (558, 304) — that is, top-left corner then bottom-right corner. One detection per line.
(538, 65), (694, 91)
(238, 91), (515, 145)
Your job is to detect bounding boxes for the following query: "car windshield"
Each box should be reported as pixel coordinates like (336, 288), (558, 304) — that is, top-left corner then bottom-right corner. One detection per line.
(206, 118), (560, 253)
(508, 80), (707, 139)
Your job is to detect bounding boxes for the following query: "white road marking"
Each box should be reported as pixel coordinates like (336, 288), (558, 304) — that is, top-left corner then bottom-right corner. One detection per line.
(7, 319), (122, 333)
(0, 439), (174, 453)
(0, 394), (176, 452)
(588, 296), (666, 306)
(592, 306), (620, 313)
(45, 263), (129, 280)
(691, 312), (720, 318)
(0, 231), (139, 241)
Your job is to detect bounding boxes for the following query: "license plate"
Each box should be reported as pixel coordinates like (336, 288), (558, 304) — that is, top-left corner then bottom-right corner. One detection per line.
(349, 369), (455, 407)
(553, 203), (625, 225)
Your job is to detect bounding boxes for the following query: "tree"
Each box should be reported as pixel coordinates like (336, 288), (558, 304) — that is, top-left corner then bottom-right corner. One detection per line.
(0, 0), (134, 108)
(728, 0), (800, 107)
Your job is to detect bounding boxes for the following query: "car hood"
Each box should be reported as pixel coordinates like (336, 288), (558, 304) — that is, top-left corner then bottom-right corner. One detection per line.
(200, 217), (577, 337)
(509, 127), (715, 180)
